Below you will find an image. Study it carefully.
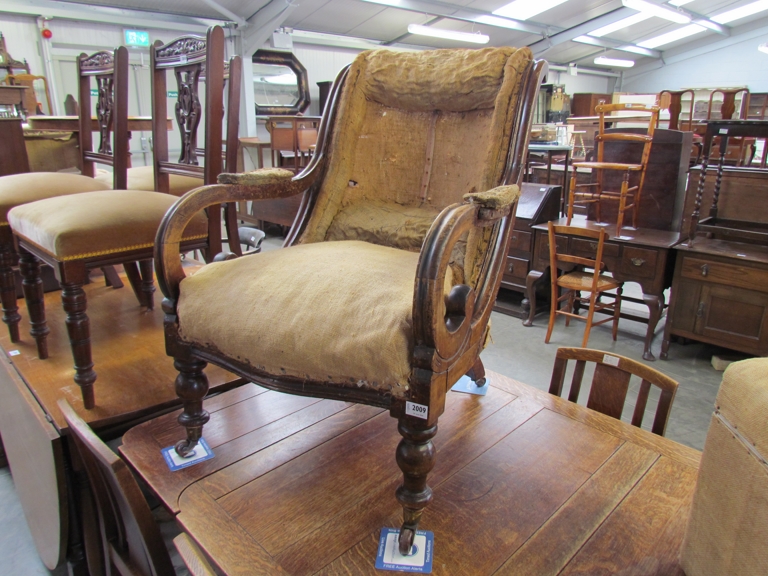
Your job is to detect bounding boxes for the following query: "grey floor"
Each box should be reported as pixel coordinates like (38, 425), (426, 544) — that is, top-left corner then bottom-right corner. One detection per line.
(0, 234), (733, 574)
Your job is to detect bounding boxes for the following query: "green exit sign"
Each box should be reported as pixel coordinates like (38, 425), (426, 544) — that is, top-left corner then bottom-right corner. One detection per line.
(124, 29), (150, 47)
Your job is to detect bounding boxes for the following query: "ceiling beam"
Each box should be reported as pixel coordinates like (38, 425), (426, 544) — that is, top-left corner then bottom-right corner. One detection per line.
(572, 34), (660, 57)
(198, 0), (248, 27)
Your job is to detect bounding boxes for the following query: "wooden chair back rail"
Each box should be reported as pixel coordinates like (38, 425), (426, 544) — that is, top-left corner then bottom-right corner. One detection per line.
(548, 347), (678, 436)
(658, 89), (695, 131)
(708, 88), (750, 120)
(599, 133), (652, 143)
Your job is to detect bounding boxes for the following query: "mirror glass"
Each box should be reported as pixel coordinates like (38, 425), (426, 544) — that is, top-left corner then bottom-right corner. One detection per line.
(253, 63), (299, 108)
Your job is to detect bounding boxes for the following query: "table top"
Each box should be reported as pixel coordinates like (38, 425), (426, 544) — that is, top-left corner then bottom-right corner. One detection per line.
(27, 116), (172, 132)
(121, 371), (700, 575)
(528, 143), (572, 151)
(533, 216), (681, 249)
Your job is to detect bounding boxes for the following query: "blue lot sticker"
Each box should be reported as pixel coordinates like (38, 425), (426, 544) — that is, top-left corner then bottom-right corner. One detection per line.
(161, 438), (214, 471)
(450, 374), (489, 396)
(375, 528), (433, 573)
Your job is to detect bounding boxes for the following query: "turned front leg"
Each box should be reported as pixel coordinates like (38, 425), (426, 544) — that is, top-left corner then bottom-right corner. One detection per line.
(174, 357), (209, 457)
(139, 259), (155, 310)
(19, 250), (49, 359)
(395, 420), (437, 555)
(61, 282), (96, 409)
(0, 237), (20, 342)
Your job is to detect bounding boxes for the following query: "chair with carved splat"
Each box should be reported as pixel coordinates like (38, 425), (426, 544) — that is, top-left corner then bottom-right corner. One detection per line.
(7, 26), (241, 409)
(155, 47), (545, 554)
(707, 88), (755, 166)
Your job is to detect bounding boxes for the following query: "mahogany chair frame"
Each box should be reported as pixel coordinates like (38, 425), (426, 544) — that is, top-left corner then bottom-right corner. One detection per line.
(707, 88), (755, 166)
(548, 347), (678, 436)
(658, 89), (695, 131)
(155, 54), (547, 554)
(566, 102), (660, 235)
(58, 399), (176, 576)
(544, 222), (622, 348)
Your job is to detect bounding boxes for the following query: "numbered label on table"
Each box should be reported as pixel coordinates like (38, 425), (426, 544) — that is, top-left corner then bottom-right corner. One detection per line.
(406, 401), (429, 420)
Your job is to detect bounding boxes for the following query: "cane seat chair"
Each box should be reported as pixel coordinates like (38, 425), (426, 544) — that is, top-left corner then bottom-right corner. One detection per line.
(545, 222), (622, 348)
(566, 102), (660, 236)
(7, 26), (241, 409)
(548, 347), (678, 436)
(155, 47), (544, 554)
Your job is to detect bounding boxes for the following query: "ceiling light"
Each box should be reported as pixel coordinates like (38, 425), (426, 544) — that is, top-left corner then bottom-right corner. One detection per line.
(588, 13), (652, 37)
(492, 0), (570, 21)
(406, 24), (490, 44)
(474, 15), (526, 29)
(711, 0), (768, 24)
(667, 0), (693, 5)
(638, 23), (705, 47)
(594, 56), (635, 67)
(622, 0), (692, 23)
(760, 42), (768, 54)
(360, 0), (403, 5)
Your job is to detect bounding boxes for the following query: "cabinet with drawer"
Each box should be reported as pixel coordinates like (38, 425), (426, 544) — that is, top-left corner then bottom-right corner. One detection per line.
(662, 241), (768, 358)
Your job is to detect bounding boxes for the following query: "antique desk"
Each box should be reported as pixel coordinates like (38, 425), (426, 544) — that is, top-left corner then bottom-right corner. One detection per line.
(120, 371), (699, 575)
(524, 217), (679, 361)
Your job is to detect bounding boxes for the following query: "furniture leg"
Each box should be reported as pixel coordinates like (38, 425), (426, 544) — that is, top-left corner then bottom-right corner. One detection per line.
(138, 259), (155, 310)
(562, 148), (570, 216)
(173, 356), (210, 457)
(0, 237), (20, 343)
(617, 172), (629, 236)
(566, 167), (577, 225)
(101, 266), (123, 289)
(19, 250), (49, 359)
(123, 262), (144, 306)
(61, 282), (96, 409)
(612, 285), (622, 341)
(581, 291), (598, 347)
(466, 357), (486, 387)
(523, 269), (544, 327)
(642, 292), (665, 361)
(395, 420), (437, 555)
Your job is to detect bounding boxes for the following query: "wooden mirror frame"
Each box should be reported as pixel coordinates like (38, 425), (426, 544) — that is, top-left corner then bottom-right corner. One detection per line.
(252, 49), (309, 115)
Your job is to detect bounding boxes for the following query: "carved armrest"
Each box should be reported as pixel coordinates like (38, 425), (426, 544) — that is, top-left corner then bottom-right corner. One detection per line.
(413, 184), (520, 367)
(155, 168), (318, 303)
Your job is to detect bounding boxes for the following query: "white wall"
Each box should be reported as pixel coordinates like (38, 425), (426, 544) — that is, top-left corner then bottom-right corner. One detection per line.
(0, 14), (44, 75)
(549, 69), (616, 95)
(293, 43), (362, 116)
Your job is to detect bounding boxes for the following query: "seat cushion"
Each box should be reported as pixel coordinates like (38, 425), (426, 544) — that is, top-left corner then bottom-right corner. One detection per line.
(94, 165), (203, 196)
(0, 172), (108, 225)
(8, 190), (208, 260)
(177, 240), (420, 398)
(557, 271), (620, 291)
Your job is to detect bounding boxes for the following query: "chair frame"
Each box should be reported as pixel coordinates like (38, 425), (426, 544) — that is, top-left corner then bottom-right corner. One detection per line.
(544, 222), (622, 348)
(566, 101), (660, 235)
(548, 347), (678, 436)
(155, 53), (547, 554)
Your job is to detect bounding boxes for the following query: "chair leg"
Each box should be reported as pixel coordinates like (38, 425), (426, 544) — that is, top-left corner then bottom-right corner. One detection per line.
(139, 260), (155, 311)
(617, 172), (629, 236)
(466, 357), (486, 387)
(61, 282), (97, 409)
(19, 250), (49, 359)
(582, 291), (599, 348)
(101, 266), (124, 289)
(123, 262), (144, 306)
(612, 285), (623, 341)
(395, 420), (437, 555)
(565, 291), (575, 327)
(545, 277), (559, 344)
(0, 238), (21, 343)
(173, 355), (210, 457)
(566, 168), (577, 225)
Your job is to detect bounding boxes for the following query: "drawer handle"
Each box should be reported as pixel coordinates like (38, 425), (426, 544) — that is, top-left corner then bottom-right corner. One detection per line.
(701, 264), (709, 277)
(511, 235), (518, 241)
(631, 258), (646, 267)
(697, 302), (706, 318)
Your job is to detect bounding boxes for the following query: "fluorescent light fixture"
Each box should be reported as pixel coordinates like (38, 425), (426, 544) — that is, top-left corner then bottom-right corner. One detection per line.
(638, 23), (705, 47)
(619, 43), (657, 54)
(588, 13), (652, 37)
(712, 0), (768, 24)
(360, 0), (403, 5)
(667, 0), (693, 5)
(492, 0), (570, 21)
(594, 56), (635, 67)
(474, 15), (526, 29)
(622, 0), (691, 23)
(407, 24), (490, 44)
(760, 42), (768, 54)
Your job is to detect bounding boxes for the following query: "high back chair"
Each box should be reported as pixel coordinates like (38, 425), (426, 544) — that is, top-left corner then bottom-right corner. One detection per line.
(58, 399), (177, 576)
(566, 102), (660, 235)
(706, 88), (755, 166)
(7, 26), (241, 409)
(548, 347), (678, 436)
(155, 47), (545, 554)
(544, 222), (622, 348)
(0, 47), (131, 360)
(4, 73), (53, 115)
(658, 89), (694, 131)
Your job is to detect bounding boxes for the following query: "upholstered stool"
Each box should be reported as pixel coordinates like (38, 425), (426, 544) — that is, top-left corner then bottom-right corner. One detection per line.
(7, 190), (209, 408)
(680, 357), (768, 575)
(95, 165), (203, 196)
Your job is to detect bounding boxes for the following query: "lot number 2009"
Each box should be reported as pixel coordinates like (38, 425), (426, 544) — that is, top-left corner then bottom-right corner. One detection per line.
(406, 401), (428, 420)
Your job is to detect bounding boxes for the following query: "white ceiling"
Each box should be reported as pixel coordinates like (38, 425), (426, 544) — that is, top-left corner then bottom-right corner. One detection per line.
(59, 0), (768, 69)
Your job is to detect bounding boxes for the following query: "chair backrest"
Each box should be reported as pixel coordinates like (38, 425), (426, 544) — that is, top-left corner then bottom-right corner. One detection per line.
(5, 73), (53, 115)
(548, 222), (607, 293)
(658, 89), (694, 131)
(58, 399), (176, 576)
(594, 101), (660, 167)
(707, 88), (750, 120)
(77, 47), (130, 190)
(549, 347), (678, 436)
(150, 25), (242, 257)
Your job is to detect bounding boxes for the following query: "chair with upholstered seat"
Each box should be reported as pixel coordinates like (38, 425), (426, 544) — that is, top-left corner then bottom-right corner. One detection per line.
(8, 26), (241, 409)
(155, 47), (545, 554)
(548, 347), (678, 436)
(545, 221), (622, 348)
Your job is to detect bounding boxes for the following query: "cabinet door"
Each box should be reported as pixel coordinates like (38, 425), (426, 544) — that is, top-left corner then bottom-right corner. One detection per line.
(698, 284), (768, 354)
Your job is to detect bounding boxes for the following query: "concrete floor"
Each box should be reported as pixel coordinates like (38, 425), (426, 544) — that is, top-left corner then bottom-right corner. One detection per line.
(0, 235), (732, 574)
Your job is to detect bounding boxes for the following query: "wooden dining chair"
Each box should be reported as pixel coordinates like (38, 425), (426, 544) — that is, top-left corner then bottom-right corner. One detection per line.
(706, 88), (755, 166)
(544, 221), (622, 348)
(58, 399), (177, 576)
(548, 347), (679, 436)
(566, 102), (660, 235)
(7, 26), (241, 409)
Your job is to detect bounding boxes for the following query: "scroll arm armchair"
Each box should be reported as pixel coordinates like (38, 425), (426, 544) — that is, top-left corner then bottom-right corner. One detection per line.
(156, 48), (546, 555)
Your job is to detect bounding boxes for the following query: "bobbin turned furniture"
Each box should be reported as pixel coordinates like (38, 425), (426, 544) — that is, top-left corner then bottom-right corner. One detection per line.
(156, 47), (545, 554)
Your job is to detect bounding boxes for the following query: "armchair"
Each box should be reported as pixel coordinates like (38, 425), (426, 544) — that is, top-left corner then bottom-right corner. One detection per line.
(156, 47), (545, 554)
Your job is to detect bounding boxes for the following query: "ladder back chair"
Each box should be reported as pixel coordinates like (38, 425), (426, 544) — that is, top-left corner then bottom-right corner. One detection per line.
(0, 47), (132, 360)
(566, 102), (660, 235)
(545, 222), (622, 348)
(156, 47), (545, 554)
(7, 26), (241, 409)
(548, 347), (679, 436)
(58, 399), (177, 576)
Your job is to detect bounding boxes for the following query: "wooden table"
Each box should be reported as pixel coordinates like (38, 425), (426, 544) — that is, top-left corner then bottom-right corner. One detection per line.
(526, 143), (571, 208)
(0, 84), (28, 116)
(121, 371), (699, 575)
(523, 217), (680, 361)
(27, 115), (172, 132)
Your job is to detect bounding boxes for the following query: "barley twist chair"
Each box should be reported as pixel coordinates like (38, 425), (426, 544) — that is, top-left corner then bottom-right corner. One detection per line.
(155, 47), (545, 554)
